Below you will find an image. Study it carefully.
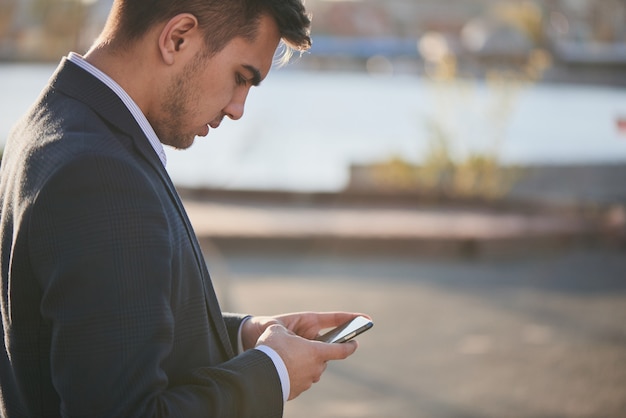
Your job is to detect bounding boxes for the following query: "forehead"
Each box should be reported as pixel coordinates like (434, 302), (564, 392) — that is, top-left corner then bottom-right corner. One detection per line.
(219, 14), (281, 79)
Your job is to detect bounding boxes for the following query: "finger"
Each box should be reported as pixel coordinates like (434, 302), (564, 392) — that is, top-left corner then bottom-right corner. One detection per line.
(313, 361), (327, 383)
(319, 339), (359, 361)
(316, 312), (370, 330)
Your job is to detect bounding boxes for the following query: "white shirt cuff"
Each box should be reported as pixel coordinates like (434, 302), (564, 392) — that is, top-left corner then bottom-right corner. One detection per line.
(236, 317), (250, 354)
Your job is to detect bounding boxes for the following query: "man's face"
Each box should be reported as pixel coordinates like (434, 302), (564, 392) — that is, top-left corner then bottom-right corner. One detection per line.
(156, 15), (280, 149)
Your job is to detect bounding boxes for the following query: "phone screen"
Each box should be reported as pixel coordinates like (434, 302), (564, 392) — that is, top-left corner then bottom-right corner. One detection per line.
(316, 316), (373, 344)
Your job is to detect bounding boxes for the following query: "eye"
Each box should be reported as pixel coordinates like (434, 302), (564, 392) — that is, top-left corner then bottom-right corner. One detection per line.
(235, 73), (248, 86)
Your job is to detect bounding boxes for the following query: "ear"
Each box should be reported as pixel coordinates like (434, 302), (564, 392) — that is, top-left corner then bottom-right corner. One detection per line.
(158, 13), (200, 65)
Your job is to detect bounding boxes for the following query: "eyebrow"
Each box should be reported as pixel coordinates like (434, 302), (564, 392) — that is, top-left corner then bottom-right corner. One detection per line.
(243, 64), (262, 87)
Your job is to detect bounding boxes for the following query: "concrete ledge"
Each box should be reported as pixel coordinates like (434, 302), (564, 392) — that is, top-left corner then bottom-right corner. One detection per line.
(198, 233), (622, 259)
(182, 187), (625, 258)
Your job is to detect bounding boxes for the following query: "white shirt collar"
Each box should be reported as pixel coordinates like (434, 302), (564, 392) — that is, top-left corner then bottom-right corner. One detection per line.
(66, 52), (168, 167)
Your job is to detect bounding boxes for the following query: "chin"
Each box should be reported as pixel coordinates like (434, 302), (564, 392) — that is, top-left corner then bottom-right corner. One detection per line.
(166, 136), (196, 151)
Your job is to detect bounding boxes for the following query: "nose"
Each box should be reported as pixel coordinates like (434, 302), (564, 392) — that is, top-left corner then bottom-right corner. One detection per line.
(224, 89), (249, 121)
(224, 103), (244, 121)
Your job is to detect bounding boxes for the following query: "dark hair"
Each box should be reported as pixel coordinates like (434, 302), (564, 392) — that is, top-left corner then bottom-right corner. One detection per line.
(108, 0), (311, 62)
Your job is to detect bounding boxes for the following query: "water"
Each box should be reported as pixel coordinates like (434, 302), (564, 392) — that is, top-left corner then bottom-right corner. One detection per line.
(2, 63), (626, 191)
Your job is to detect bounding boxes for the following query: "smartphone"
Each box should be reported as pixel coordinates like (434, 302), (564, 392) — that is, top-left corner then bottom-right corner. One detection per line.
(316, 316), (373, 344)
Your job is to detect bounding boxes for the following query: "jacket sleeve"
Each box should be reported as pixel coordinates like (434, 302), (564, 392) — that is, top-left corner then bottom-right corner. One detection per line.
(27, 154), (283, 418)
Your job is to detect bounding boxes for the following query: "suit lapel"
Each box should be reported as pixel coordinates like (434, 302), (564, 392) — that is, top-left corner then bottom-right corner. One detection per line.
(50, 59), (235, 359)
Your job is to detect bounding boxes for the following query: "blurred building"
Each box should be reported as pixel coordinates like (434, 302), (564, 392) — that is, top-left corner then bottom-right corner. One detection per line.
(303, 0), (625, 83)
(545, 0), (626, 63)
(542, 0), (626, 84)
(0, 0), (112, 61)
(0, 0), (624, 84)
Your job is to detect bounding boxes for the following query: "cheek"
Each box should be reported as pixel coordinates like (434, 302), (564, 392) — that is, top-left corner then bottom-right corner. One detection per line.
(200, 84), (237, 116)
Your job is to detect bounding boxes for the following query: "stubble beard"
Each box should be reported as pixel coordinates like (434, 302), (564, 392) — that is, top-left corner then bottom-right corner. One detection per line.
(157, 57), (205, 150)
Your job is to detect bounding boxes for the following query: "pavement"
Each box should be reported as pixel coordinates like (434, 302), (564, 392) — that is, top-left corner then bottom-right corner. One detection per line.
(181, 189), (626, 417)
(208, 250), (626, 418)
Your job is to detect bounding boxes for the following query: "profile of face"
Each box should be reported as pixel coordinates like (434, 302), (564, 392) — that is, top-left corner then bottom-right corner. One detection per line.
(156, 14), (281, 150)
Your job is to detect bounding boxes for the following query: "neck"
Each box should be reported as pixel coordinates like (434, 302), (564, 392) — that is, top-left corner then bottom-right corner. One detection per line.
(84, 41), (159, 120)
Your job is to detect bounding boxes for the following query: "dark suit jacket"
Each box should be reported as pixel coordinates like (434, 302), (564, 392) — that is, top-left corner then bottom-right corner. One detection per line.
(0, 58), (283, 417)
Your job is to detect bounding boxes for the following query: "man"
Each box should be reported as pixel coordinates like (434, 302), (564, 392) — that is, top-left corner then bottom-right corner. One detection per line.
(0, 0), (365, 416)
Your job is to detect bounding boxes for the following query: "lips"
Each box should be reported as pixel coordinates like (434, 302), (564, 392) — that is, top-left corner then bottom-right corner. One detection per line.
(198, 116), (224, 137)
(209, 114), (225, 129)
(198, 124), (209, 137)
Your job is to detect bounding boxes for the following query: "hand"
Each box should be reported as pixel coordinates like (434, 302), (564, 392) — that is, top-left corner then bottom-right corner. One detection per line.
(241, 311), (369, 350)
(241, 312), (369, 400)
(256, 323), (358, 400)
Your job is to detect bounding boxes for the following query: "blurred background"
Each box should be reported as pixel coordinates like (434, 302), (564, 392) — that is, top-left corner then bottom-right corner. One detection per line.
(1, 1), (626, 417)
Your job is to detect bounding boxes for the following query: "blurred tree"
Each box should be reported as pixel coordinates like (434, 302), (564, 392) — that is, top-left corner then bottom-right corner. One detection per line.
(372, 27), (548, 201)
(31, 0), (87, 59)
(491, 0), (545, 45)
(0, 0), (18, 41)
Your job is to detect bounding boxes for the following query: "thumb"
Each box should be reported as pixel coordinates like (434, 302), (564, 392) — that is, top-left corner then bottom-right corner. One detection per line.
(322, 340), (359, 361)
